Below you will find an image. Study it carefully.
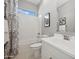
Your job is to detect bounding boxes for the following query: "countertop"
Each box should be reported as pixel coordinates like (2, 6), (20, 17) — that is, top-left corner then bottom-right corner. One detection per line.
(42, 36), (75, 58)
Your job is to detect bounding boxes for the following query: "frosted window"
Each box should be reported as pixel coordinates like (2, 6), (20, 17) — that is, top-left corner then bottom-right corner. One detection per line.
(17, 8), (38, 16)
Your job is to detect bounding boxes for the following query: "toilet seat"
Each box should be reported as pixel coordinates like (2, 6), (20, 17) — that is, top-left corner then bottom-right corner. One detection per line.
(30, 43), (42, 48)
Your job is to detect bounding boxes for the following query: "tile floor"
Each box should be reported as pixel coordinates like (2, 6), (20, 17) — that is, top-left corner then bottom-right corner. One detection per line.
(14, 44), (41, 59)
(14, 45), (32, 59)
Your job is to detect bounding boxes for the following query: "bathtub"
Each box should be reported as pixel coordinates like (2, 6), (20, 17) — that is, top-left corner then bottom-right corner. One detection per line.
(41, 35), (75, 59)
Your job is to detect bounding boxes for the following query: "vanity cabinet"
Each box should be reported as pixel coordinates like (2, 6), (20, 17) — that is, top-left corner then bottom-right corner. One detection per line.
(41, 41), (74, 59)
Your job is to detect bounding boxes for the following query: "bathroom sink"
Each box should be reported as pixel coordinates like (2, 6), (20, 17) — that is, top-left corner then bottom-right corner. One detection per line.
(42, 35), (75, 58)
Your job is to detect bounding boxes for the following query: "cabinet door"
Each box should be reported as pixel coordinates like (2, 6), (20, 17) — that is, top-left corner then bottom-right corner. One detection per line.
(42, 41), (74, 59)
(42, 42), (57, 59)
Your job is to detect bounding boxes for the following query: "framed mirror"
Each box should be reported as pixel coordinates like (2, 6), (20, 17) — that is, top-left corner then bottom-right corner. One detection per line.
(58, 17), (66, 32)
(59, 17), (66, 25)
(44, 13), (50, 27)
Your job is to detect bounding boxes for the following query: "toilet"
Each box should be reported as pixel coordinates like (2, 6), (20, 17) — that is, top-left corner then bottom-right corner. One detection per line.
(30, 42), (42, 59)
(30, 35), (48, 59)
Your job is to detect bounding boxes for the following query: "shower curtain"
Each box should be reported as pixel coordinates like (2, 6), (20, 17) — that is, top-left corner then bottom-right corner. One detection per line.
(6, 0), (19, 58)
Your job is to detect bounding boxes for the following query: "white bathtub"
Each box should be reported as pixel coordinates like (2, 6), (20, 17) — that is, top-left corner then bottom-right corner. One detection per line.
(41, 35), (75, 59)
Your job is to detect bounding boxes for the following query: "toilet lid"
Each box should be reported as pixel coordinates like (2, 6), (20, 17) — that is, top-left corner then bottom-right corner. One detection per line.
(30, 43), (42, 48)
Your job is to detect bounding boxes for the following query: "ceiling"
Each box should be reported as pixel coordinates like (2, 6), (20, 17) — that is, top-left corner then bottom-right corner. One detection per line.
(19, 0), (42, 6)
(27, 0), (41, 5)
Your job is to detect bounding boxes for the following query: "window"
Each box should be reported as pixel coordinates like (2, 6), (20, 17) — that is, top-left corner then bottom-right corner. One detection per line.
(17, 8), (38, 16)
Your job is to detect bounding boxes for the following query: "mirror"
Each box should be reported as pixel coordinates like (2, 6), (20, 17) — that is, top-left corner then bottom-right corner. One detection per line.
(44, 13), (50, 27)
(56, 0), (75, 35)
(57, 0), (75, 33)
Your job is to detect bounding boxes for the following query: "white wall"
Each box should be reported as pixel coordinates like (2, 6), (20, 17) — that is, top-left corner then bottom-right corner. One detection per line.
(18, 0), (41, 45)
(39, 0), (58, 36)
(16, 1), (40, 58)
(58, 0), (75, 32)
(17, 13), (40, 45)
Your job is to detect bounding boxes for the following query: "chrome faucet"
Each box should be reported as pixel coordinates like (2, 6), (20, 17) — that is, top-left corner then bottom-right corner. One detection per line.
(64, 35), (70, 40)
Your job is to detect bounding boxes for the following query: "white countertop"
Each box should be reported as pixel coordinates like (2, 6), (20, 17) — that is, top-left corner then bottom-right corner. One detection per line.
(42, 36), (75, 57)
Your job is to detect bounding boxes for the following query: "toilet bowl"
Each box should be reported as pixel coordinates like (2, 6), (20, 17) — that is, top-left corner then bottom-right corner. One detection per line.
(30, 43), (42, 59)
(30, 43), (42, 48)
(38, 35), (48, 38)
(30, 35), (48, 59)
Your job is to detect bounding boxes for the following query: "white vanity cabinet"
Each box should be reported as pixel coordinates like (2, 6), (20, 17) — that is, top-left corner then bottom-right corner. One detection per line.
(41, 41), (75, 59)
